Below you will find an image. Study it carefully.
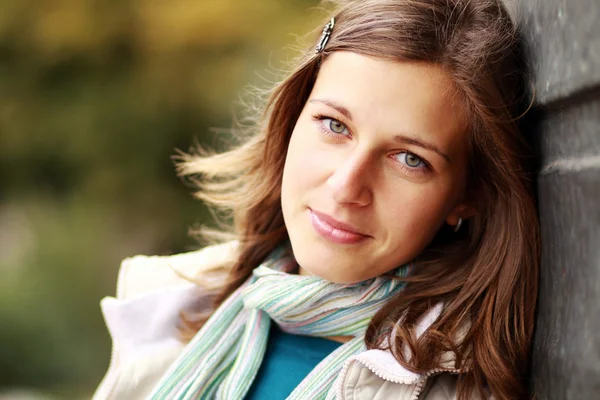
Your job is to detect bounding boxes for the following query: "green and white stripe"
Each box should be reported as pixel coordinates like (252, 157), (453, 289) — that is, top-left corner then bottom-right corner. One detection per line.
(148, 246), (410, 399)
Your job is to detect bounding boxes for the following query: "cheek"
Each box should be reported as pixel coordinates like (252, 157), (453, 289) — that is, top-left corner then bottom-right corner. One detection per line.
(379, 182), (455, 241)
(282, 125), (328, 201)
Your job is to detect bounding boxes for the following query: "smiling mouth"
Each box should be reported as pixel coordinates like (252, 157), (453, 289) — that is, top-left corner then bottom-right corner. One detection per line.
(309, 209), (371, 244)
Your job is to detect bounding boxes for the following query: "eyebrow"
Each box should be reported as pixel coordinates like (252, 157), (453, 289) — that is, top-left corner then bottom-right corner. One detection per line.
(393, 135), (452, 164)
(309, 98), (452, 164)
(309, 99), (353, 120)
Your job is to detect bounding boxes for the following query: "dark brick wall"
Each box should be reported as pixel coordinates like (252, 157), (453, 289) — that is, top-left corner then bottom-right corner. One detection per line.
(510, 0), (600, 398)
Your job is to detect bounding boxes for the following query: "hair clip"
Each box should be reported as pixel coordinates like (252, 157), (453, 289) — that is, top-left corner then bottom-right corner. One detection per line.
(315, 17), (335, 54)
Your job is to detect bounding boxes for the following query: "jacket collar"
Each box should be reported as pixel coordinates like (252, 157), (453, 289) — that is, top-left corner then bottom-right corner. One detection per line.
(335, 302), (470, 396)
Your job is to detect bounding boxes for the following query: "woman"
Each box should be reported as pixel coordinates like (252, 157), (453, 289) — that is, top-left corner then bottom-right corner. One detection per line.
(94, 0), (539, 399)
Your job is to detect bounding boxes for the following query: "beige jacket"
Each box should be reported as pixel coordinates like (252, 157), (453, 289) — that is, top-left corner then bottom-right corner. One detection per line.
(93, 242), (474, 400)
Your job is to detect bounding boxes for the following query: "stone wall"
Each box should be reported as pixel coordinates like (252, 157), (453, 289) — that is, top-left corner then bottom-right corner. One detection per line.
(511, 0), (600, 398)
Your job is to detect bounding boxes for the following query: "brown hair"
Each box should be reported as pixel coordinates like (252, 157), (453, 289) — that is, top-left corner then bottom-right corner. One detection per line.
(178, 1), (539, 399)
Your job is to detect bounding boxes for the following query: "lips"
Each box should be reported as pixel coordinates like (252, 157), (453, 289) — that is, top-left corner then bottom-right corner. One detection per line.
(309, 209), (371, 244)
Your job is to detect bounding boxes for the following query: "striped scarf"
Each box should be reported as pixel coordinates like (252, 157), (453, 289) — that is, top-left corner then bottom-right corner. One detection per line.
(148, 246), (410, 399)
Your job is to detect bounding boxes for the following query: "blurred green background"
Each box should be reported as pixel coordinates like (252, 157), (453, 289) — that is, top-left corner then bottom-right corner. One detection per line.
(0, 0), (319, 397)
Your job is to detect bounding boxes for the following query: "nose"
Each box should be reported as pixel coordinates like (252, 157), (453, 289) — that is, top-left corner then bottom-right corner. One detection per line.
(326, 152), (373, 207)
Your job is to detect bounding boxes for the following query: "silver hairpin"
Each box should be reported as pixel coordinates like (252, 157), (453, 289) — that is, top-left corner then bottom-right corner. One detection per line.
(315, 17), (335, 54)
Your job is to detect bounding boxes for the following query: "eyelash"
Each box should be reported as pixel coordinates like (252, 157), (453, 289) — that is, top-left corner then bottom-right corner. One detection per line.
(313, 113), (350, 138)
(312, 113), (432, 175)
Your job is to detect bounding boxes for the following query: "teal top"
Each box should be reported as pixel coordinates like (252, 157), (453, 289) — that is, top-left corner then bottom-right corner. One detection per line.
(245, 323), (343, 399)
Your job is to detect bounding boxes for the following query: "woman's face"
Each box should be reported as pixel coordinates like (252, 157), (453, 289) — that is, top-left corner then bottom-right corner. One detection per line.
(281, 52), (472, 283)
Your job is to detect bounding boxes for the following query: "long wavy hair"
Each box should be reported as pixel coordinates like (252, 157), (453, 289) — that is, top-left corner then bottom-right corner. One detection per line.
(177, 1), (539, 398)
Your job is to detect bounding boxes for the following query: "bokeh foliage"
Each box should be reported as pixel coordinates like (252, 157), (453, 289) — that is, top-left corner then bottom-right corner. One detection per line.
(0, 0), (320, 396)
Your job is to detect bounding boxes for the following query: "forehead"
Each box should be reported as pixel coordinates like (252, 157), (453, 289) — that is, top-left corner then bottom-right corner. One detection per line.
(311, 52), (468, 155)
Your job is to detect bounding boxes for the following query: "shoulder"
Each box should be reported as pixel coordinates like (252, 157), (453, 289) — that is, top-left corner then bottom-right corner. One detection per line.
(114, 240), (238, 300)
(93, 241), (237, 399)
(419, 374), (459, 399)
(341, 363), (479, 400)
(421, 374), (492, 399)
(338, 304), (483, 400)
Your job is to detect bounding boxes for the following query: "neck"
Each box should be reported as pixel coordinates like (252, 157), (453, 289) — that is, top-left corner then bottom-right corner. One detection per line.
(326, 335), (354, 344)
(298, 265), (313, 277)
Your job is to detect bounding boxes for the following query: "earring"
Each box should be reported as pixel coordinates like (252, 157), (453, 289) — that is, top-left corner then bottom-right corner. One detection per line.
(454, 217), (463, 233)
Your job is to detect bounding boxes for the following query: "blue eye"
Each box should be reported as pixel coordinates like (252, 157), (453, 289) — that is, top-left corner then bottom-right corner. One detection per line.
(395, 152), (425, 168)
(324, 118), (349, 135)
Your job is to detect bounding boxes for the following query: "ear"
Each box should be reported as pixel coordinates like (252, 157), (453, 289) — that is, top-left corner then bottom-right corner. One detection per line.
(445, 202), (478, 227)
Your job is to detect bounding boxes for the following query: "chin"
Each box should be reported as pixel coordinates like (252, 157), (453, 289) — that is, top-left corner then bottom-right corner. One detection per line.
(303, 267), (363, 284)
(294, 250), (369, 284)
(287, 217), (384, 283)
